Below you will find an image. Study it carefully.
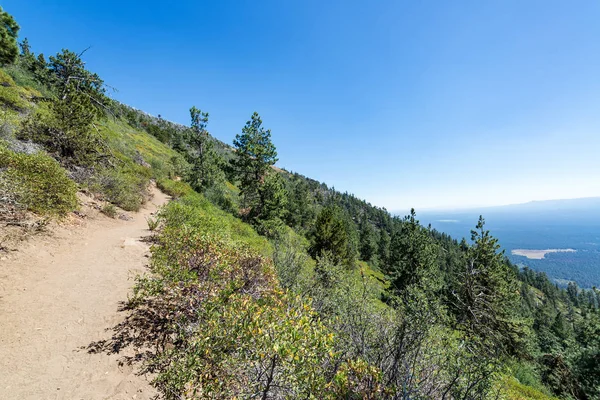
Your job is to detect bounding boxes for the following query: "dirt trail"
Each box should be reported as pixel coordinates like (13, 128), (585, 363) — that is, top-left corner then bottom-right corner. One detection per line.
(0, 186), (169, 400)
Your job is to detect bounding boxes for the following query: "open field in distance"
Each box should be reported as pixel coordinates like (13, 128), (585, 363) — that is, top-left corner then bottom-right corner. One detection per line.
(510, 248), (576, 260)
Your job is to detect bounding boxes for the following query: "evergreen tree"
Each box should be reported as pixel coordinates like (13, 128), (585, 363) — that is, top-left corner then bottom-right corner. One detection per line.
(386, 209), (440, 296)
(17, 38), (36, 73)
(48, 49), (105, 102)
(378, 229), (391, 267)
(171, 128), (187, 154)
(30, 53), (50, 86)
(358, 215), (378, 263)
(453, 216), (525, 356)
(567, 281), (579, 306)
(19, 49), (106, 165)
(231, 112), (278, 220)
(309, 206), (355, 267)
(0, 7), (19, 65)
(259, 171), (287, 221)
(573, 309), (600, 398)
(188, 106), (223, 191)
(284, 177), (315, 229)
(19, 37), (31, 57)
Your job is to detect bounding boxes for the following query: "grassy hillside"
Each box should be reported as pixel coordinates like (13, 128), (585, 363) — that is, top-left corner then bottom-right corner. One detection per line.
(0, 64), (187, 221)
(1, 12), (599, 399)
(1, 58), (594, 400)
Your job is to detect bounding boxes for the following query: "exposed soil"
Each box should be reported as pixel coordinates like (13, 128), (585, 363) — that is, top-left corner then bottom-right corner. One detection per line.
(0, 186), (169, 399)
(511, 248), (577, 260)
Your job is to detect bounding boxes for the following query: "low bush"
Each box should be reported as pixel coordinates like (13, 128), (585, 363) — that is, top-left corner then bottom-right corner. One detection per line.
(0, 70), (30, 112)
(203, 181), (239, 214)
(2, 65), (53, 98)
(156, 177), (192, 199)
(146, 215), (159, 231)
(499, 376), (559, 400)
(0, 84), (29, 112)
(101, 203), (118, 218)
(0, 146), (78, 215)
(89, 166), (150, 211)
(120, 192), (342, 399)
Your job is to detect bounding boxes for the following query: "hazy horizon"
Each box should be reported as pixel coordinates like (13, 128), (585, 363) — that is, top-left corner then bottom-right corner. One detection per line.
(393, 195), (600, 215)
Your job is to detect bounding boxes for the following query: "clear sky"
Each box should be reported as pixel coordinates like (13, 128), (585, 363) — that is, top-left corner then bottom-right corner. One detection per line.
(5, 0), (600, 211)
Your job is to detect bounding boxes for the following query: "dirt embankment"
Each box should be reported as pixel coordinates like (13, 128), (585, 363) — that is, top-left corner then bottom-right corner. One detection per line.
(0, 186), (169, 399)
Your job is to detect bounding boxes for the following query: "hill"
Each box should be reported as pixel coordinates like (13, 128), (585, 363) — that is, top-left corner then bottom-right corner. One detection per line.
(1, 7), (598, 400)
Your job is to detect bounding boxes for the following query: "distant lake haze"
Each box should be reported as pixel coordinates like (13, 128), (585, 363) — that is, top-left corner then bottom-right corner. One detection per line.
(411, 197), (600, 288)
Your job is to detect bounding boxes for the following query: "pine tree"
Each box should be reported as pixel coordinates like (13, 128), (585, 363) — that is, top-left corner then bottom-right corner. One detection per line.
(358, 215), (377, 263)
(18, 48), (106, 165)
(309, 206), (355, 267)
(0, 7), (19, 65)
(386, 209), (440, 295)
(48, 49), (105, 103)
(567, 281), (579, 306)
(19, 37), (30, 56)
(284, 177), (314, 229)
(188, 106), (223, 191)
(264, 171), (287, 217)
(378, 229), (391, 267)
(453, 216), (525, 356)
(231, 112), (278, 220)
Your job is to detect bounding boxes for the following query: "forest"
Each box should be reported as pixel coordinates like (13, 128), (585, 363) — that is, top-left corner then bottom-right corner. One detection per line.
(420, 207), (600, 289)
(1, 7), (599, 399)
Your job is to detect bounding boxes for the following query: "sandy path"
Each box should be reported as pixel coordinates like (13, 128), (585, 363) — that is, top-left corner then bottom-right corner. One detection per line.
(0, 187), (169, 400)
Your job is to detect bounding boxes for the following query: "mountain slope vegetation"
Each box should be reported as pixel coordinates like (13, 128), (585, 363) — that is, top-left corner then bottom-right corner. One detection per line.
(1, 7), (598, 399)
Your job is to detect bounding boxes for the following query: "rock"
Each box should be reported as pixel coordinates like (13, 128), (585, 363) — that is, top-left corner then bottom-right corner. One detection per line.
(118, 213), (132, 221)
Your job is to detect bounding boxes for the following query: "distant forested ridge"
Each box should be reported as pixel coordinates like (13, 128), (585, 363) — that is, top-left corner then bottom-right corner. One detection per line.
(1, 6), (599, 399)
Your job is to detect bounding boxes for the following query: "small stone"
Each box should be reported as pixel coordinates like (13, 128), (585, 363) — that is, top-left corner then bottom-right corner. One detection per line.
(119, 213), (132, 221)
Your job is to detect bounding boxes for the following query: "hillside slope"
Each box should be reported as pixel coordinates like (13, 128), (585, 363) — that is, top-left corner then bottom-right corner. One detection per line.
(0, 8), (597, 399)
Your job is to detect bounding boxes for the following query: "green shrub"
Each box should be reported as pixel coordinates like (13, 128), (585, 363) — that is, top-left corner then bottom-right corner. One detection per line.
(146, 215), (159, 231)
(156, 177), (192, 199)
(254, 217), (287, 239)
(0, 108), (21, 129)
(0, 69), (15, 85)
(96, 117), (185, 179)
(101, 203), (117, 218)
(168, 154), (190, 178)
(0, 70), (30, 112)
(0, 146), (78, 215)
(0, 68), (43, 113)
(203, 181), (239, 214)
(499, 376), (559, 400)
(89, 166), (149, 211)
(511, 362), (547, 392)
(125, 192), (337, 399)
(2, 65), (53, 98)
(0, 85), (29, 111)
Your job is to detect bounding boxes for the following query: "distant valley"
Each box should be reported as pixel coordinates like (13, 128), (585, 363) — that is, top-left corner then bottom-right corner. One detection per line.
(415, 197), (600, 288)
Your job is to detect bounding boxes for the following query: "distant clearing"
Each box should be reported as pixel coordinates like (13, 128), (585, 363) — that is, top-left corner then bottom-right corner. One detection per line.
(511, 248), (576, 260)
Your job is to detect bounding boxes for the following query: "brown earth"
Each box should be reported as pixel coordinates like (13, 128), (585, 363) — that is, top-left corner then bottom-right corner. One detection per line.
(0, 186), (169, 400)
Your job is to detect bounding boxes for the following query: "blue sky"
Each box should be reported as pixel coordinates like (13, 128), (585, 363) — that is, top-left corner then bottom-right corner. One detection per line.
(5, 1), (600, 210)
